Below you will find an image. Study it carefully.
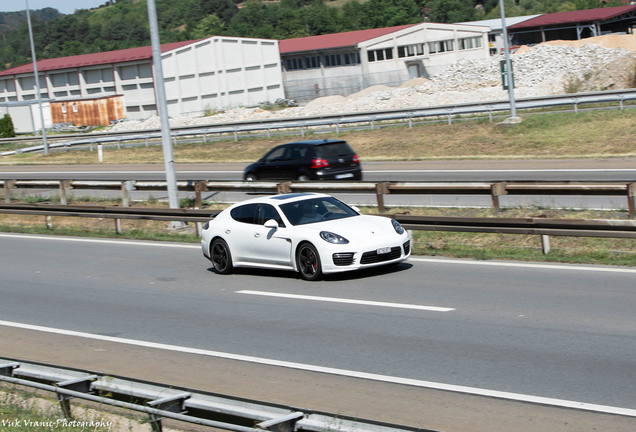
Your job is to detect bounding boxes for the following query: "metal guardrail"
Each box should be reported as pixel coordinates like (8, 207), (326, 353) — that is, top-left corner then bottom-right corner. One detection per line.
(0, 202), (634, 239)
(1, 88), (635, 155)
(2, 178), (635, 218)
(0, 358), (429, 432)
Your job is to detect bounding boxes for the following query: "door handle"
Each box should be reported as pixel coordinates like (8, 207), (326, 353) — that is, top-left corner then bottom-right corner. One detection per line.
(254, 233), (261, 238)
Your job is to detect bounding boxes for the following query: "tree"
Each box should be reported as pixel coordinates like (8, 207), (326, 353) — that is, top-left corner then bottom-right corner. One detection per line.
(422, 0), (476, 23)
(0, 114), (15, 138)
(189, 14), (224, 38)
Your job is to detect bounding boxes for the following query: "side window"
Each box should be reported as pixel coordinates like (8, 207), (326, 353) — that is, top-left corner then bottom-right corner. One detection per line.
(263, 147), (286, 163)
(258, 204), (285, 227)
(285, 145), (306, 161)
(230, 203), (258, 224)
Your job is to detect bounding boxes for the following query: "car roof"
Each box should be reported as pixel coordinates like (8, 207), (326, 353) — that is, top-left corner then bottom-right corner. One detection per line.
(281, 139), (347, 146)
(230, 193), (329, 207)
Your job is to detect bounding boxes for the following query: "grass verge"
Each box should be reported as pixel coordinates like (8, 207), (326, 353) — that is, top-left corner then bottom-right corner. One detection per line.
(1, 107), (636, 165)
(0, 386), (149, 432)
(1, 197), (634, 267)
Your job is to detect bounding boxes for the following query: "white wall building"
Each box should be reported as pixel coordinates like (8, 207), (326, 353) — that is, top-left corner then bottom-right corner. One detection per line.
(279, 22), (491, 103)
(0, 36), (284, 131)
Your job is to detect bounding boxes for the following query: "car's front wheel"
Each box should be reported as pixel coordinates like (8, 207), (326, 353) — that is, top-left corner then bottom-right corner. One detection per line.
(245, 174), (257, 182)
(296, 242), (322, 281)
(211, 238), (233, 274)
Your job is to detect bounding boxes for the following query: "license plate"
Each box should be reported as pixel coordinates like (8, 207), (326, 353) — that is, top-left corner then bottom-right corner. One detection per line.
(335, 173), (354, 179)
(377, 247), (391, 255)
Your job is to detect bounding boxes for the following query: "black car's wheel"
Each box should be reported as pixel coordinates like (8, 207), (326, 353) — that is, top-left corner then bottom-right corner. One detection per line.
(211, 238), (233, 274)
(298, 174), (309, 182)
(296, 243), (322, 281)
(245, 174), (257, 182)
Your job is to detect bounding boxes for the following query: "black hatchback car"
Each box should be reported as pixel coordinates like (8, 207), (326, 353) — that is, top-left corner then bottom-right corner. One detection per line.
(243, 139), (362, 181)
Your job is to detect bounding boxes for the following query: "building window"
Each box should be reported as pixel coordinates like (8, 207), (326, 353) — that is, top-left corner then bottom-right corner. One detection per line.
(428, 40), (454, 54)
(61, 104), (67, 114)
(343, 52), (360, 65)
(286, 56), (320, 71)
(304, 56), (320, 69)
(398, 44), (425, 58)
(459, 37), (483, 50)
(367, 48), (394, 62)
(488, 34), (496, 43)
(324, 54), (342, 67)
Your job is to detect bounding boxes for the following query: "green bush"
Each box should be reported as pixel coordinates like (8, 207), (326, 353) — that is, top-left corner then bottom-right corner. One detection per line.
(0, 114), (15, 138)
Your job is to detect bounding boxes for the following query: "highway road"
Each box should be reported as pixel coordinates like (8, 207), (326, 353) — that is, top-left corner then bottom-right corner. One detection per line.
(1, 159), (636, 209)
(0, 232), (635, 432)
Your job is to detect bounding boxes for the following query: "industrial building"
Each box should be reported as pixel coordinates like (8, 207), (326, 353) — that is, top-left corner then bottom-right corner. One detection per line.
(279, 22), (491, 103)
(0, 36), (284, 133)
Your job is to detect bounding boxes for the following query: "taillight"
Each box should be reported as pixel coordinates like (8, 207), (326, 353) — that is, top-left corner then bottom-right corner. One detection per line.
(310, 158), (329, 168)
(353, 154), (359, 163)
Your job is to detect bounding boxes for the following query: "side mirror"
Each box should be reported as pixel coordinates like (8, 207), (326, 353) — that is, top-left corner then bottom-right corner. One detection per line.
(264, 219), (279, 229)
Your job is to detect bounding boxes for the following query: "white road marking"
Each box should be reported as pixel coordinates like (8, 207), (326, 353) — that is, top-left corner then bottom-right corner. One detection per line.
(0, 319), (634, 418)
(2, 233), (635, 273)
(0, 233), (200, 248)
(236, 290), (454, 312)
(409, 257), (636, 273)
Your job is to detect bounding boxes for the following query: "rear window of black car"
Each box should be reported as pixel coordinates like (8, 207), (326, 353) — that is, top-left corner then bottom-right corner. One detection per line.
(314, 142), (354, 158)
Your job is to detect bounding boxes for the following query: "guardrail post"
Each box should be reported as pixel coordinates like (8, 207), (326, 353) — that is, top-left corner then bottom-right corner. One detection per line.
(376, 181), (390, 213)
(59, 180), (71, 206)
(277, 181), (292, 194)
(4, 180), (15, 203)
(541, 235), (551, 254)
(121, 181), (136, 208)
(490, 182), (508, 216)
(256, 412), (304, 432)
(628, 183), (635, 219)
(56, 376), (98, 420)
(146, 393), (191, 432)
(194, 181), (209, 237)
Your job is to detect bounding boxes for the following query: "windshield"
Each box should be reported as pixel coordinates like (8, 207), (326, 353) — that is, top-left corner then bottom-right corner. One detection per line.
(279, 197), (358, 225)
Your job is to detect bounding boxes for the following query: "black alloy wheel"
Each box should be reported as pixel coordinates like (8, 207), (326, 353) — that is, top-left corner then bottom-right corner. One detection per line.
(211, 239), (233, 274)
(297, 243), (322, 281)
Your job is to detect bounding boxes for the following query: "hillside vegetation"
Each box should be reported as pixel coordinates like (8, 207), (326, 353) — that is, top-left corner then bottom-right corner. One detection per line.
(0, 0), (627, 71)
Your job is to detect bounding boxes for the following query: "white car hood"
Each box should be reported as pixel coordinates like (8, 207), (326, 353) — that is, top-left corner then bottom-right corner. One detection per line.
(305, 215), (395, 239)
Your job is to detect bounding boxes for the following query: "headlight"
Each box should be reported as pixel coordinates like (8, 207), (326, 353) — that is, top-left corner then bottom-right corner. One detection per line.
(320, 231), (349, 244)
(391, 219), (404, 235)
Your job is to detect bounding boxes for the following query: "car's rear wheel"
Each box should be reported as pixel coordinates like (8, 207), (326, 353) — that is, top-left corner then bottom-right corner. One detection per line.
(297, 242), (322, 281)
(211, 238), (233, 274)
(298, 174), (309, 182)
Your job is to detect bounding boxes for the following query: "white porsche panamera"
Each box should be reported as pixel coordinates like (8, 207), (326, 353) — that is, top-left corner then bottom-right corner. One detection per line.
(201, 193), (410, 281)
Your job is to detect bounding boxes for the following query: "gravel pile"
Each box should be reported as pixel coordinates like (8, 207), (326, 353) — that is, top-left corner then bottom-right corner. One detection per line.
(106, 41), (636, 132)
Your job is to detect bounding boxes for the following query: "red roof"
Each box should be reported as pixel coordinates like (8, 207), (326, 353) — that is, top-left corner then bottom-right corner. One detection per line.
(0, 40), (196, 77)
(279, 24), (417, 54)
(509, 5), (636, 29)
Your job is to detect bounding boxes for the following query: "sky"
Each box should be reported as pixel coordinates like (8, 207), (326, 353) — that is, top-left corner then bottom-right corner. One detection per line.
(2, 0), (107, 15)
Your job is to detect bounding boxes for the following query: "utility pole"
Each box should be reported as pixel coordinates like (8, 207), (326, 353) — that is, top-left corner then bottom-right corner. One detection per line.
(25, 0), (49, 154)
(499, 0), (520, 122)
(146, 0), (180, 213)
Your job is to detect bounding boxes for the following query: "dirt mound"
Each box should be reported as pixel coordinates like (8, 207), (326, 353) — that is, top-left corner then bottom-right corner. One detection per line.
(399, 77), (429, 88)
(516, 34), (636, 53)
(304, 95), (346, 109)
(345, 85), (396, 100)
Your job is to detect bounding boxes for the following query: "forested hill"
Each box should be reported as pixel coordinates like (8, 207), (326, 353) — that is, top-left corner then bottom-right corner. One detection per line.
(0, 0), (625, 72)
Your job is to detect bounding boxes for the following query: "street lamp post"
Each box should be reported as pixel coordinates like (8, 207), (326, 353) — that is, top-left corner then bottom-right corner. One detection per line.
(146, 0), (180, 214)
(499, 0), (519, 122)
(25, 0), (49, 154)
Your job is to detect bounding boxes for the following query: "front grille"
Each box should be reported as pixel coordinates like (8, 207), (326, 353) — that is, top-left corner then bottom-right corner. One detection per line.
(403, 240), (411, 255)
(333, 252), (355, 266)
(360, 247), (401, 265)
